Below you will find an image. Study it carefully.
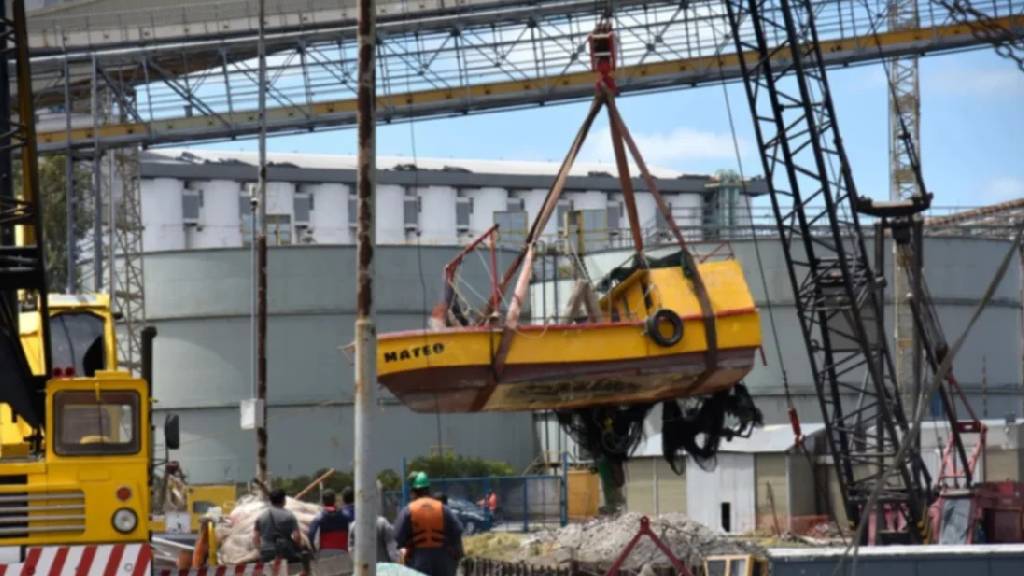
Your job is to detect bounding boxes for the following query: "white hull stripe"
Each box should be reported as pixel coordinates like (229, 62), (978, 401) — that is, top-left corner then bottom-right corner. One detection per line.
(0, 544), (152, 576)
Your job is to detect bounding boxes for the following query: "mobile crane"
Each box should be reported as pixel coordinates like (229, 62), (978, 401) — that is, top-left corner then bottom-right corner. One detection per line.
(0, 0), (160, 569)
(724, 0), (1023, 544)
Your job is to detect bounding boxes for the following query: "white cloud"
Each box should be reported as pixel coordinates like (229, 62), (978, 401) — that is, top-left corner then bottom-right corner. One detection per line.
(928, 67), (1024, 98)
(983, 176), (1024, 204)
(580, 125), (747, 170)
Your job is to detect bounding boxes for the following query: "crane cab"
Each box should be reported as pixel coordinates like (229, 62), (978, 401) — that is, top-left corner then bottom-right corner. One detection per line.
(0, 370), (150, 545)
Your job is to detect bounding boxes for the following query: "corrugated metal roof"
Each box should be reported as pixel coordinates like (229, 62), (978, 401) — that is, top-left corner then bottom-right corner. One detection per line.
(145, 148), (691, 179)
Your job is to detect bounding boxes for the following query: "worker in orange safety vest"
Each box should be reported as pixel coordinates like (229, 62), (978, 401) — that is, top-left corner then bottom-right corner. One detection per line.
(394, 472), (464, 576)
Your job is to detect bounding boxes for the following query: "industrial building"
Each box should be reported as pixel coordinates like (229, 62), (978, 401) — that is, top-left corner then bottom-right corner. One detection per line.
(137, 151), (1024, 484)
(0, 0), (1020, 565)
(138, 149), (767, 482)
(138, 149), (761, 252)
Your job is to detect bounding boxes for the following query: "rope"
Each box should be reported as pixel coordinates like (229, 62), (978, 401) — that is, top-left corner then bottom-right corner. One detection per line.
(710, 16), (793, 410)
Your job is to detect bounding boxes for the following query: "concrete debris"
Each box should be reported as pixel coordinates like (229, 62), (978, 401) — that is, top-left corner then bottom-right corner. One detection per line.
(215, 495), (321, 565)
(479, 513), (764, 570)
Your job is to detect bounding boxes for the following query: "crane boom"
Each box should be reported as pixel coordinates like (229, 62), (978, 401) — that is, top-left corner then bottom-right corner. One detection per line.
(0, 0), (51, 429)
(724, 0), (932, 542)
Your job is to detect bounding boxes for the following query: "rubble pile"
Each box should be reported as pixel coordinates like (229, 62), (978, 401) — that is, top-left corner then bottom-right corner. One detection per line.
(481, 513), (764, 570)
(215, 495), (321, 565)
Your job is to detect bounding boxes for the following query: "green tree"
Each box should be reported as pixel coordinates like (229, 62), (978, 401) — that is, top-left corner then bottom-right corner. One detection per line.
(13, 154), (93, 292)
(407, 452), (514, 479)
(271, 468), (402, 502)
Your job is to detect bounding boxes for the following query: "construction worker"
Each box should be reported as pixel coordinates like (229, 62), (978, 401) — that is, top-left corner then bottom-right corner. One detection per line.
(348, 514), (400, 563)
(341, 486), (356, 522)
(308, 490), (351, 555)
(394, 472), (464, 576)
(253, 489), (304, 565)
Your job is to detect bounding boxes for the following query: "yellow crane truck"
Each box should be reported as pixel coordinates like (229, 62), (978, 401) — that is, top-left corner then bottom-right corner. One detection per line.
(0, 2), (162, 570)
(0, 293), (161, 570)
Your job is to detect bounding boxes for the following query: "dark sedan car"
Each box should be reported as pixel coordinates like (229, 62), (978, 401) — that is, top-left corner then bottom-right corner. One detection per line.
(446, 497), (494, 534)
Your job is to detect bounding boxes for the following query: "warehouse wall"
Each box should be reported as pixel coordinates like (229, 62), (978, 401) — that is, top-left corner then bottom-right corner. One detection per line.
(755, 455), (788, 532)
(624, 459), (686, 516)
(145, 245), (536, 483)
(734, 236), (1024, 424)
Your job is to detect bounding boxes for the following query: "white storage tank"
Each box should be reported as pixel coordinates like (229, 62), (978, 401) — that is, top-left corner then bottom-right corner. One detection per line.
(265, 182), (296, 245)
(194, 179), (243, 248)
(464, 187), (508, 238)
(417, 185), (458, 245)
(307, 183), (350, 244)
(376, 184), (406, 244)
(141, 177), (185, 252)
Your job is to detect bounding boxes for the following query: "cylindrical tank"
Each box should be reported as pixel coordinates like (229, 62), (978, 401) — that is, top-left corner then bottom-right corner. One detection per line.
(376, 184), (406, 244)
(194, 179), (242, 248)
(141, 178), (185, 252)
(307, 183), (350, 244)
(464, 187), (508, 238)
(418, 185), (458, 244)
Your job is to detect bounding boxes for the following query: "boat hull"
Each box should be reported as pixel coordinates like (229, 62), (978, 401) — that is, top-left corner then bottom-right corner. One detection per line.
(377, 259), (762, 412)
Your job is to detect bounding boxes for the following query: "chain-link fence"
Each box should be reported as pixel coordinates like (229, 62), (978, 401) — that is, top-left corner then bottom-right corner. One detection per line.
(386, 473), (568, 534)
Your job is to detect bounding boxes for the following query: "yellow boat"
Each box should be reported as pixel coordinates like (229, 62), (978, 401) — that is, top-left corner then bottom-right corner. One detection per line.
(376, 77), (761, 414)
(378, 257), (760, 412)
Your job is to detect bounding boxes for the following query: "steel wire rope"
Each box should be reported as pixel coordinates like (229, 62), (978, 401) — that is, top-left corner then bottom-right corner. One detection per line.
(811, 0), (984, 567)
(709, 0), (888, 546)
(707, 7), (794, 414)
(709, 7), (849, 542)
(836, 222), (1024, 575)
(397, 33), (448, 452)
(833, 0), (980, 562)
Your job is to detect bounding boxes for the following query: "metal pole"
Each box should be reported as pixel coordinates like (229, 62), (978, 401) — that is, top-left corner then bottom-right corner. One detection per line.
(353, 0), (378, 571)
(256, 0), (269, 486)
(64, 51), (75, 294)
(0, 0), (11, 322)
(91, 56), (102, 292)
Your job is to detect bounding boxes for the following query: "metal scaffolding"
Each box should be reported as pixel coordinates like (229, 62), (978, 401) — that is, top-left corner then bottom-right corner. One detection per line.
(27, 0), (1024, 151)
(888, 0), (924, 417)
(109, 148), (146, 375)
(725, 0), (931, 540)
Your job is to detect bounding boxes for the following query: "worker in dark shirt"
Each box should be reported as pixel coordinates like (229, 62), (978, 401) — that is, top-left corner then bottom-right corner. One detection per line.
(394, 473), (464, 576)
(341, 486), (356, 523)
(308, 489), (351, 555)
(253, 489), (303, 564)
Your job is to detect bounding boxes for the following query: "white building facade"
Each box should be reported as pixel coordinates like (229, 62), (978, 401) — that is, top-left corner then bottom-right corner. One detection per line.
(139, 149), (763, 253)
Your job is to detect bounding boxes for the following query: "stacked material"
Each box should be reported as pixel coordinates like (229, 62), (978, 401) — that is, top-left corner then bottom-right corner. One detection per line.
(477, 513), (764, 570)
(215, 495), (321, 565)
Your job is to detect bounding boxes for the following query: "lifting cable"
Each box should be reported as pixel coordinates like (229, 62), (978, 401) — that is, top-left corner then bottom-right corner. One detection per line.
(708, 9), (798, 437)
(709, 8), (850, 544)
(837, 222), (1024, 575)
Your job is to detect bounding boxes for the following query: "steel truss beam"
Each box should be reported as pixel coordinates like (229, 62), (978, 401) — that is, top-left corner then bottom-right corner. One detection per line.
(891, 0), (924, 421)
(27, 0), (1024, 152)
(0, 0), (50, 428)
(725, 0), (932, 540)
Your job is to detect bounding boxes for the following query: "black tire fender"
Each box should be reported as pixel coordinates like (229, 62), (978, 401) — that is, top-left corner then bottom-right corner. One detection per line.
(645, 309), (683, 347)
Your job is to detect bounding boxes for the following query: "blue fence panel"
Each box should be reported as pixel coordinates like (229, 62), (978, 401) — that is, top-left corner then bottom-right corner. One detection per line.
(391, 474), (567, 533)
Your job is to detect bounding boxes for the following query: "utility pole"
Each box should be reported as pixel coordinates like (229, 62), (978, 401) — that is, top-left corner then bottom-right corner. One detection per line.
(256, 0), (269, 487)
(353, 0), (378, 572)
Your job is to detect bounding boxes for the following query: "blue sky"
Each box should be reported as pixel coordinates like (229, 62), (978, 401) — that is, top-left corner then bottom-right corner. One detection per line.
(196, 49), (1023, 208)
